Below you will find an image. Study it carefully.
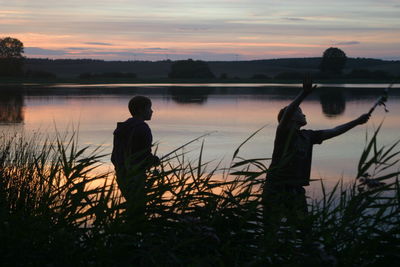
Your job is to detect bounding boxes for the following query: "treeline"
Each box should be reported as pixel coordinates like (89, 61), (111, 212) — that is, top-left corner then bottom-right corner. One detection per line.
(27, 58), (106, 65)
(25, 57), (394, 70)
(251, 68), (397, 81)
(2, 37), (399, 81)
(22, 59), (400, 81)
(22, 58), (399, 81)
(79, 72), (137, 79)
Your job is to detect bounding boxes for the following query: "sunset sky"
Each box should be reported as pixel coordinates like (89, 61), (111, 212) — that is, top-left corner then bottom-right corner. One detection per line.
(1, 0), (399, 61)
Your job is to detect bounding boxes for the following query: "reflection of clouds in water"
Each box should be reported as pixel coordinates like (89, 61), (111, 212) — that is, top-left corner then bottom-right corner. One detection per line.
(0, 92), (24, 123)
(319, 89), (346, 118)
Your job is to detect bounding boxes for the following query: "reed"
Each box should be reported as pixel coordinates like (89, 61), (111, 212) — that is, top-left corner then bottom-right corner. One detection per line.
(0, 125), (399, 266)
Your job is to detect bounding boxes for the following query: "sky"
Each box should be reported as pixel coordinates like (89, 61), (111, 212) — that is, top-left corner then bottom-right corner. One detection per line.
(1, 0), (399, 61)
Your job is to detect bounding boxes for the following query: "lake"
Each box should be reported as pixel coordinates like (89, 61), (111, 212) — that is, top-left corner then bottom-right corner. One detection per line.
(1, 83), (399, 197)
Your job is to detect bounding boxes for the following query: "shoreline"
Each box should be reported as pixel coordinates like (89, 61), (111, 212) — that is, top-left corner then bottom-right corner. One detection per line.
(0, 80), (398, 88)
(0, 76), (399, 86)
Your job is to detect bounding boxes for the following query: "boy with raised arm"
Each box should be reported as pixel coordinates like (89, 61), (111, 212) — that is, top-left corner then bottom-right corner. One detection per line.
(111, 96), (159, 221)
(263, 77), (370, 228)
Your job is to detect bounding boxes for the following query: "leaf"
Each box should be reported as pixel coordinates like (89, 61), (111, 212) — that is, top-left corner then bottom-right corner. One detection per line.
(232, 124), (268, 160)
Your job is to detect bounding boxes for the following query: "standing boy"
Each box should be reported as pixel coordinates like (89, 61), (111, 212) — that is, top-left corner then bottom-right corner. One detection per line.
(263, 77), (370, 228)
(111, 96), (159, 220)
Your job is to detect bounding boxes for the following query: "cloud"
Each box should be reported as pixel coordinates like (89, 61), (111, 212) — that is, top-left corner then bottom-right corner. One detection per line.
(144, 47), (170, 51)
(84, 42), (113, 46)
(25, 47), (68, 56)
(334, 41), (360, 45)
(67, 47), (92, 50)
(284, 17), (306, 21)
(177, 26), (210, 31)
(0, 10), (28, 15)
(90, 51), (138, 56)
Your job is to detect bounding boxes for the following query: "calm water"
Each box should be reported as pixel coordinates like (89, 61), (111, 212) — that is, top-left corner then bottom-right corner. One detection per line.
(1, 83), (399, 196)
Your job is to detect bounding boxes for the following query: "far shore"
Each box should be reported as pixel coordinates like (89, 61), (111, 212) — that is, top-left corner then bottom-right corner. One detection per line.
(0, 77), (398, 87)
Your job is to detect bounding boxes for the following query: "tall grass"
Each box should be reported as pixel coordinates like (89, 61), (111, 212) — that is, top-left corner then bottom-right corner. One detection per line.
(0, 125), (399, 266)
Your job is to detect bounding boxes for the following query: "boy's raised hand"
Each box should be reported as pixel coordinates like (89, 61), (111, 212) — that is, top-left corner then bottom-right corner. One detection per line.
(302, 74), (316, 95)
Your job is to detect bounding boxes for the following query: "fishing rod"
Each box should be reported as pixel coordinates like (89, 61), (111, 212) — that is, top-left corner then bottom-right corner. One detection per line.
(358, 83), (394, 190)
(367, 84), (392, 115)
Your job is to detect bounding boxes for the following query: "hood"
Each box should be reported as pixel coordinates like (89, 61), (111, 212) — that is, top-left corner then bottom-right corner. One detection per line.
(113, 117), (146, 136)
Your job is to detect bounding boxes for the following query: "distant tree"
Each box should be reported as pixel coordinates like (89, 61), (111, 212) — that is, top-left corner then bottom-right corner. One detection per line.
(0, 37), (25, 76)
(319, 47), (347, 73)
(168, 59), (215, 79)
(0, 37), (24, 58)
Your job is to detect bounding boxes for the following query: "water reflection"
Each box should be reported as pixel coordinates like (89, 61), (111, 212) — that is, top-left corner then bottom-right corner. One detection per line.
(168, 87), (214, 104)
(318, 89), (346, 118)
(1, 83), (399, 194)
(0, 91), (24, 123)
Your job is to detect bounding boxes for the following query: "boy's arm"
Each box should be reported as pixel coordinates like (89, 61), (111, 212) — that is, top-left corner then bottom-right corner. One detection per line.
(279, 75), (315, 128)
(319, 113), (370, 141)
(131, 124), (159, 166)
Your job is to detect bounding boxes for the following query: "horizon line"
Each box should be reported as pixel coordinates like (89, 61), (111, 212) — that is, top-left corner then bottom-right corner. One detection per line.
(24, 56), (399, 63)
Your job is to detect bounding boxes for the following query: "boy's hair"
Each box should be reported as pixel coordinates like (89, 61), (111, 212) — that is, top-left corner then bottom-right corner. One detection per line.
(277, 106), (302, 122)
(128, 96), (151, 116)
(277, 106), (288, 122)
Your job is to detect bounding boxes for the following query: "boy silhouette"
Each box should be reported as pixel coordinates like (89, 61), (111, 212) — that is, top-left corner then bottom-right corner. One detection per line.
(263, 76), (370, 228)
(111, 96), (159, 221)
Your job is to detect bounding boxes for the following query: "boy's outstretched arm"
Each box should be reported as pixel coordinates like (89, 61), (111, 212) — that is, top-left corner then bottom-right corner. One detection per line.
(279, 75), (316, 128)
(319, 113), (370, 141)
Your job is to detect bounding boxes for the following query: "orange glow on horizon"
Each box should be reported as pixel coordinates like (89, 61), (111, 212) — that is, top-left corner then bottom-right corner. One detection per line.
(10, 29), (399, 60)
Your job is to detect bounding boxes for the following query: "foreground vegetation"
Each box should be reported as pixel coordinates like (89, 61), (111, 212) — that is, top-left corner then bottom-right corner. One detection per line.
(1, 126), (399, 266)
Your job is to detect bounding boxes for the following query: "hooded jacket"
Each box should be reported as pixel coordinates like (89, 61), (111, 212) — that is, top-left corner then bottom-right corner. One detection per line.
(111, 117), (154, 171)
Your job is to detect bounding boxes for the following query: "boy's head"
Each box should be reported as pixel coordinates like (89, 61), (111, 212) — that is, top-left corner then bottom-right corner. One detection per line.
(278, 106), (307, 127)
(128, 96), (153, 120)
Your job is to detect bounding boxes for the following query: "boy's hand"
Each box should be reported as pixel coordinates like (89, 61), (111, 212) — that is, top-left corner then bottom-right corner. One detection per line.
(302, 74), (316, 95)
(357, 113), (370, 124)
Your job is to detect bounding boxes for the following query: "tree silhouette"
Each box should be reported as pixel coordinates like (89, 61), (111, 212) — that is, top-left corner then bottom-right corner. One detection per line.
(0, 37), (25, 76)
(319, 47), (347, 74)
(168, 59), (215, 79)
